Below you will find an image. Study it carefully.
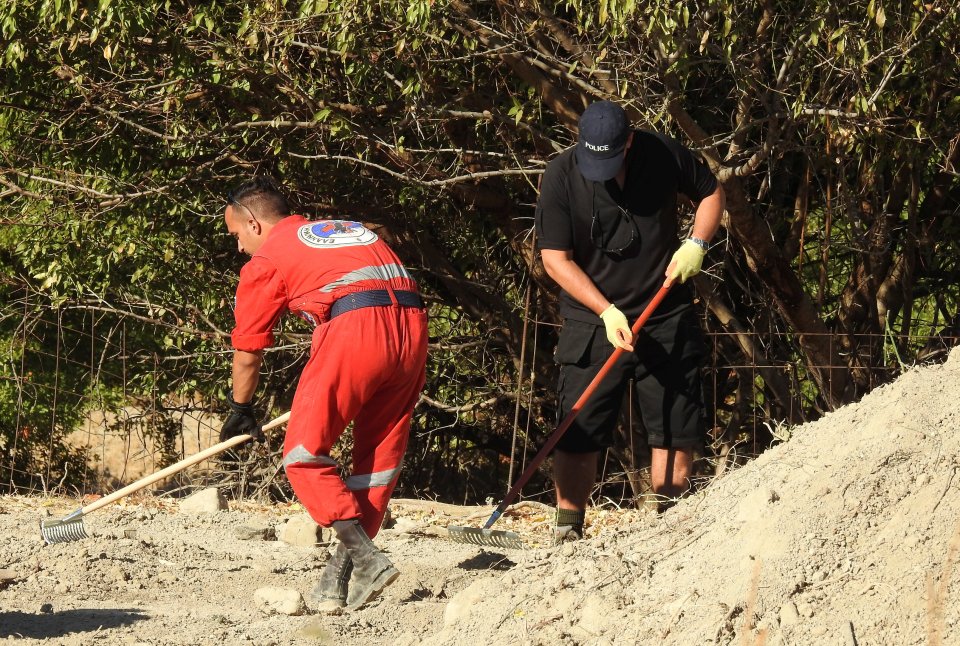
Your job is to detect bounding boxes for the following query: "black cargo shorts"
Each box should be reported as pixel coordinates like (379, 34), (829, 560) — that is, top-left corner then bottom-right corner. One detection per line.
(553, 307), (706, 453)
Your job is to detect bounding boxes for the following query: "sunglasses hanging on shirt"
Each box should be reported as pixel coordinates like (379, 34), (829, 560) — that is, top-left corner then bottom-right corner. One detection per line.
(590, 184), (640, 256)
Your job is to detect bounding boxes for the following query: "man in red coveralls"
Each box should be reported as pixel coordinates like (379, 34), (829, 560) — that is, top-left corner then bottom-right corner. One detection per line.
(218, 177), (429, 611)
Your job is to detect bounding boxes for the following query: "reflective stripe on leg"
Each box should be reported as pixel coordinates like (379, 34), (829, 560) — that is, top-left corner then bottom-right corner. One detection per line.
(283, 444), (339, 470)
(346, 464), (401, 491)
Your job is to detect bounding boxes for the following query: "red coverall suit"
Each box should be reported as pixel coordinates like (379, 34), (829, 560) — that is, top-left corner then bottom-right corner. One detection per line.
(231, 215), (428, 538)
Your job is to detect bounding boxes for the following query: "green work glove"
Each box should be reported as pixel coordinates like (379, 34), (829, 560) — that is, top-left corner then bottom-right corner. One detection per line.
(599, 304), (633, 351)
(667, 238), (707, 284)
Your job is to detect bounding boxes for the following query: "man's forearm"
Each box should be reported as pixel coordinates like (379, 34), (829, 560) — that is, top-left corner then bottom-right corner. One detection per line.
(541, 249), (610, 316)
(231, 349), (263, 404)
(690, 184), (725, 242)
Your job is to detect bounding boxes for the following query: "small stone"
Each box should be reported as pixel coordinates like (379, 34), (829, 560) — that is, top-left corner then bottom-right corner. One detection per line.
(278, 515), (324, 547)
(178, 488), (227, 514)
(393, 634), (419, 646)
(577, 595), (607, 635)
(444, 580), (487, 626)
(235, 524), (275, 541)
(0, 569), (17, 583)
(297, 619), (333, 640)
(552, 589), (578, 614)
(561, 543), (575, 557)
(39, 603), (53, 613)
(381, 506), (394, 529)
(392, 517), (418, 534)
(157, 571), (178, 584)
(778, 602), (800, 627)
(254, 587), (305, 616)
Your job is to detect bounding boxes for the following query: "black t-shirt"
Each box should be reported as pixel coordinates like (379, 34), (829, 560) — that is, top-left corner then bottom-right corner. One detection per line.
(535, 130), (718, 324)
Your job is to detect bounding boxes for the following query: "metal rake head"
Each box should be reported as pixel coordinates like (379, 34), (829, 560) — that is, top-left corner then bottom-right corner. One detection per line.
(41, 509), (89, 544)
(447, 525), (525, 550)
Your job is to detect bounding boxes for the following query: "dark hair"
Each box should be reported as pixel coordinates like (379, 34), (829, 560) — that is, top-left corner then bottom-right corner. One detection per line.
(226, 176), (290, 218)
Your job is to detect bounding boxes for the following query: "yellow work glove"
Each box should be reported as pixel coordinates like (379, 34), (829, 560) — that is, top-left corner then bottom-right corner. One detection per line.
(667, 238), (708, 284)
(599, 304), (633, 351)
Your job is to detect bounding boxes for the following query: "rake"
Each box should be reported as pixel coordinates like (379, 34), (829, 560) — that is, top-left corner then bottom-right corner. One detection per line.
(41, 411), (291, 544)
(448, 285), (672, 550)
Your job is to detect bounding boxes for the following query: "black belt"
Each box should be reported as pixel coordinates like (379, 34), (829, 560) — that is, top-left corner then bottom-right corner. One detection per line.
(329, 289), (423, 319)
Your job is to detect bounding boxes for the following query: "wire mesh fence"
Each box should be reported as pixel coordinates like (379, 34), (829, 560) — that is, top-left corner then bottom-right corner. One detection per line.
(2, 300), (958, 507)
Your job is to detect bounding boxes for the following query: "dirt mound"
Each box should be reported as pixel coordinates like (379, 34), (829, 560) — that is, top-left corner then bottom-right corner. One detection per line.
(425, 349), (960, 645)
(2, 350), (960, 645)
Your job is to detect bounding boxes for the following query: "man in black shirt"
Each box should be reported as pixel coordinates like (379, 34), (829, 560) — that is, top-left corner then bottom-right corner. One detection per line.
(535, 100), (725, 541)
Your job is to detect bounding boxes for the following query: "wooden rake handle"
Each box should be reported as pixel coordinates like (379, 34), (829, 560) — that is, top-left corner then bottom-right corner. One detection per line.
(80, 411), (291, 516)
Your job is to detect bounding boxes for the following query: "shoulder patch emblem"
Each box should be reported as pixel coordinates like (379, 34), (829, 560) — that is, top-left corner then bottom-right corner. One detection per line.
(298, 221), (378, 248)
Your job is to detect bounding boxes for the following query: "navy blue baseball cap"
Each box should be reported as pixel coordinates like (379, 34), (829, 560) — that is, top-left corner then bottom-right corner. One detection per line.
(575, 101), (630, 182)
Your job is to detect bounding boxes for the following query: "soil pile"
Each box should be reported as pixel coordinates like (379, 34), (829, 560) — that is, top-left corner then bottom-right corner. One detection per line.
(2, 350), (960, 645)
(426, 349), (960, 645)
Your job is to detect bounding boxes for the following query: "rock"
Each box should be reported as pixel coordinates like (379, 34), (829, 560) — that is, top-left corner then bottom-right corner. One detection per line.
(444, 580), (488, 626)
(392, 517), (419, 534)
(296, 619), (333, 640)
(779, 602), (800, 627)
(278, 515), (324, 547)
(577, 594), (607, 635)
(381, 505), (394, 529)
(178, 488), (227, 514)
(551, 589), (578, 614)
(157, 571), (178, 584)
(39, 603), (53, 613)
(0, 569), (17, 583)
(235, 524), (275, 541)
(253, 587), (305, 616)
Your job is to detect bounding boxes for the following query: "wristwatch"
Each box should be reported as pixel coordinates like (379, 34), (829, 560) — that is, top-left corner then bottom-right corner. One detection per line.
(688, 237), (710, 251)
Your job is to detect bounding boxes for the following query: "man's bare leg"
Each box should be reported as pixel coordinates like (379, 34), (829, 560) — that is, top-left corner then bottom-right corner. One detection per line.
(554, 449), (599, 510)
(650, 446), (694, 500)
(553, 449), (598, 541)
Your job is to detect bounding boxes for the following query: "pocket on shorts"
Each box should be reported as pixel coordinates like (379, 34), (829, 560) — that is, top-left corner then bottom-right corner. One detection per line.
(554, 320), (598, 367)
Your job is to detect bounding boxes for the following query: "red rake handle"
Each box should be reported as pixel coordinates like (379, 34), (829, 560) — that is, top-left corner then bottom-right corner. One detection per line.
(483, 284), (672, 529)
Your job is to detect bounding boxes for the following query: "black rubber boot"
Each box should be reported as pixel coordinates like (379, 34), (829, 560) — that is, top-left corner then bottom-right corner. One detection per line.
(309, 542), (353, 612)
(332, 519), (399, 610)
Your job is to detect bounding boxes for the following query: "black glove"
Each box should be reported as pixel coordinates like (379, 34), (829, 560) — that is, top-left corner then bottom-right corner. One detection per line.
(220, 395), (264, 443)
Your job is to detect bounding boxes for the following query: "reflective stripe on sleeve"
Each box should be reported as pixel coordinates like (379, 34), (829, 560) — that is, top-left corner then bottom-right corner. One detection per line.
(320, 264), (413, 293)
(282, 445), (339, 470)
